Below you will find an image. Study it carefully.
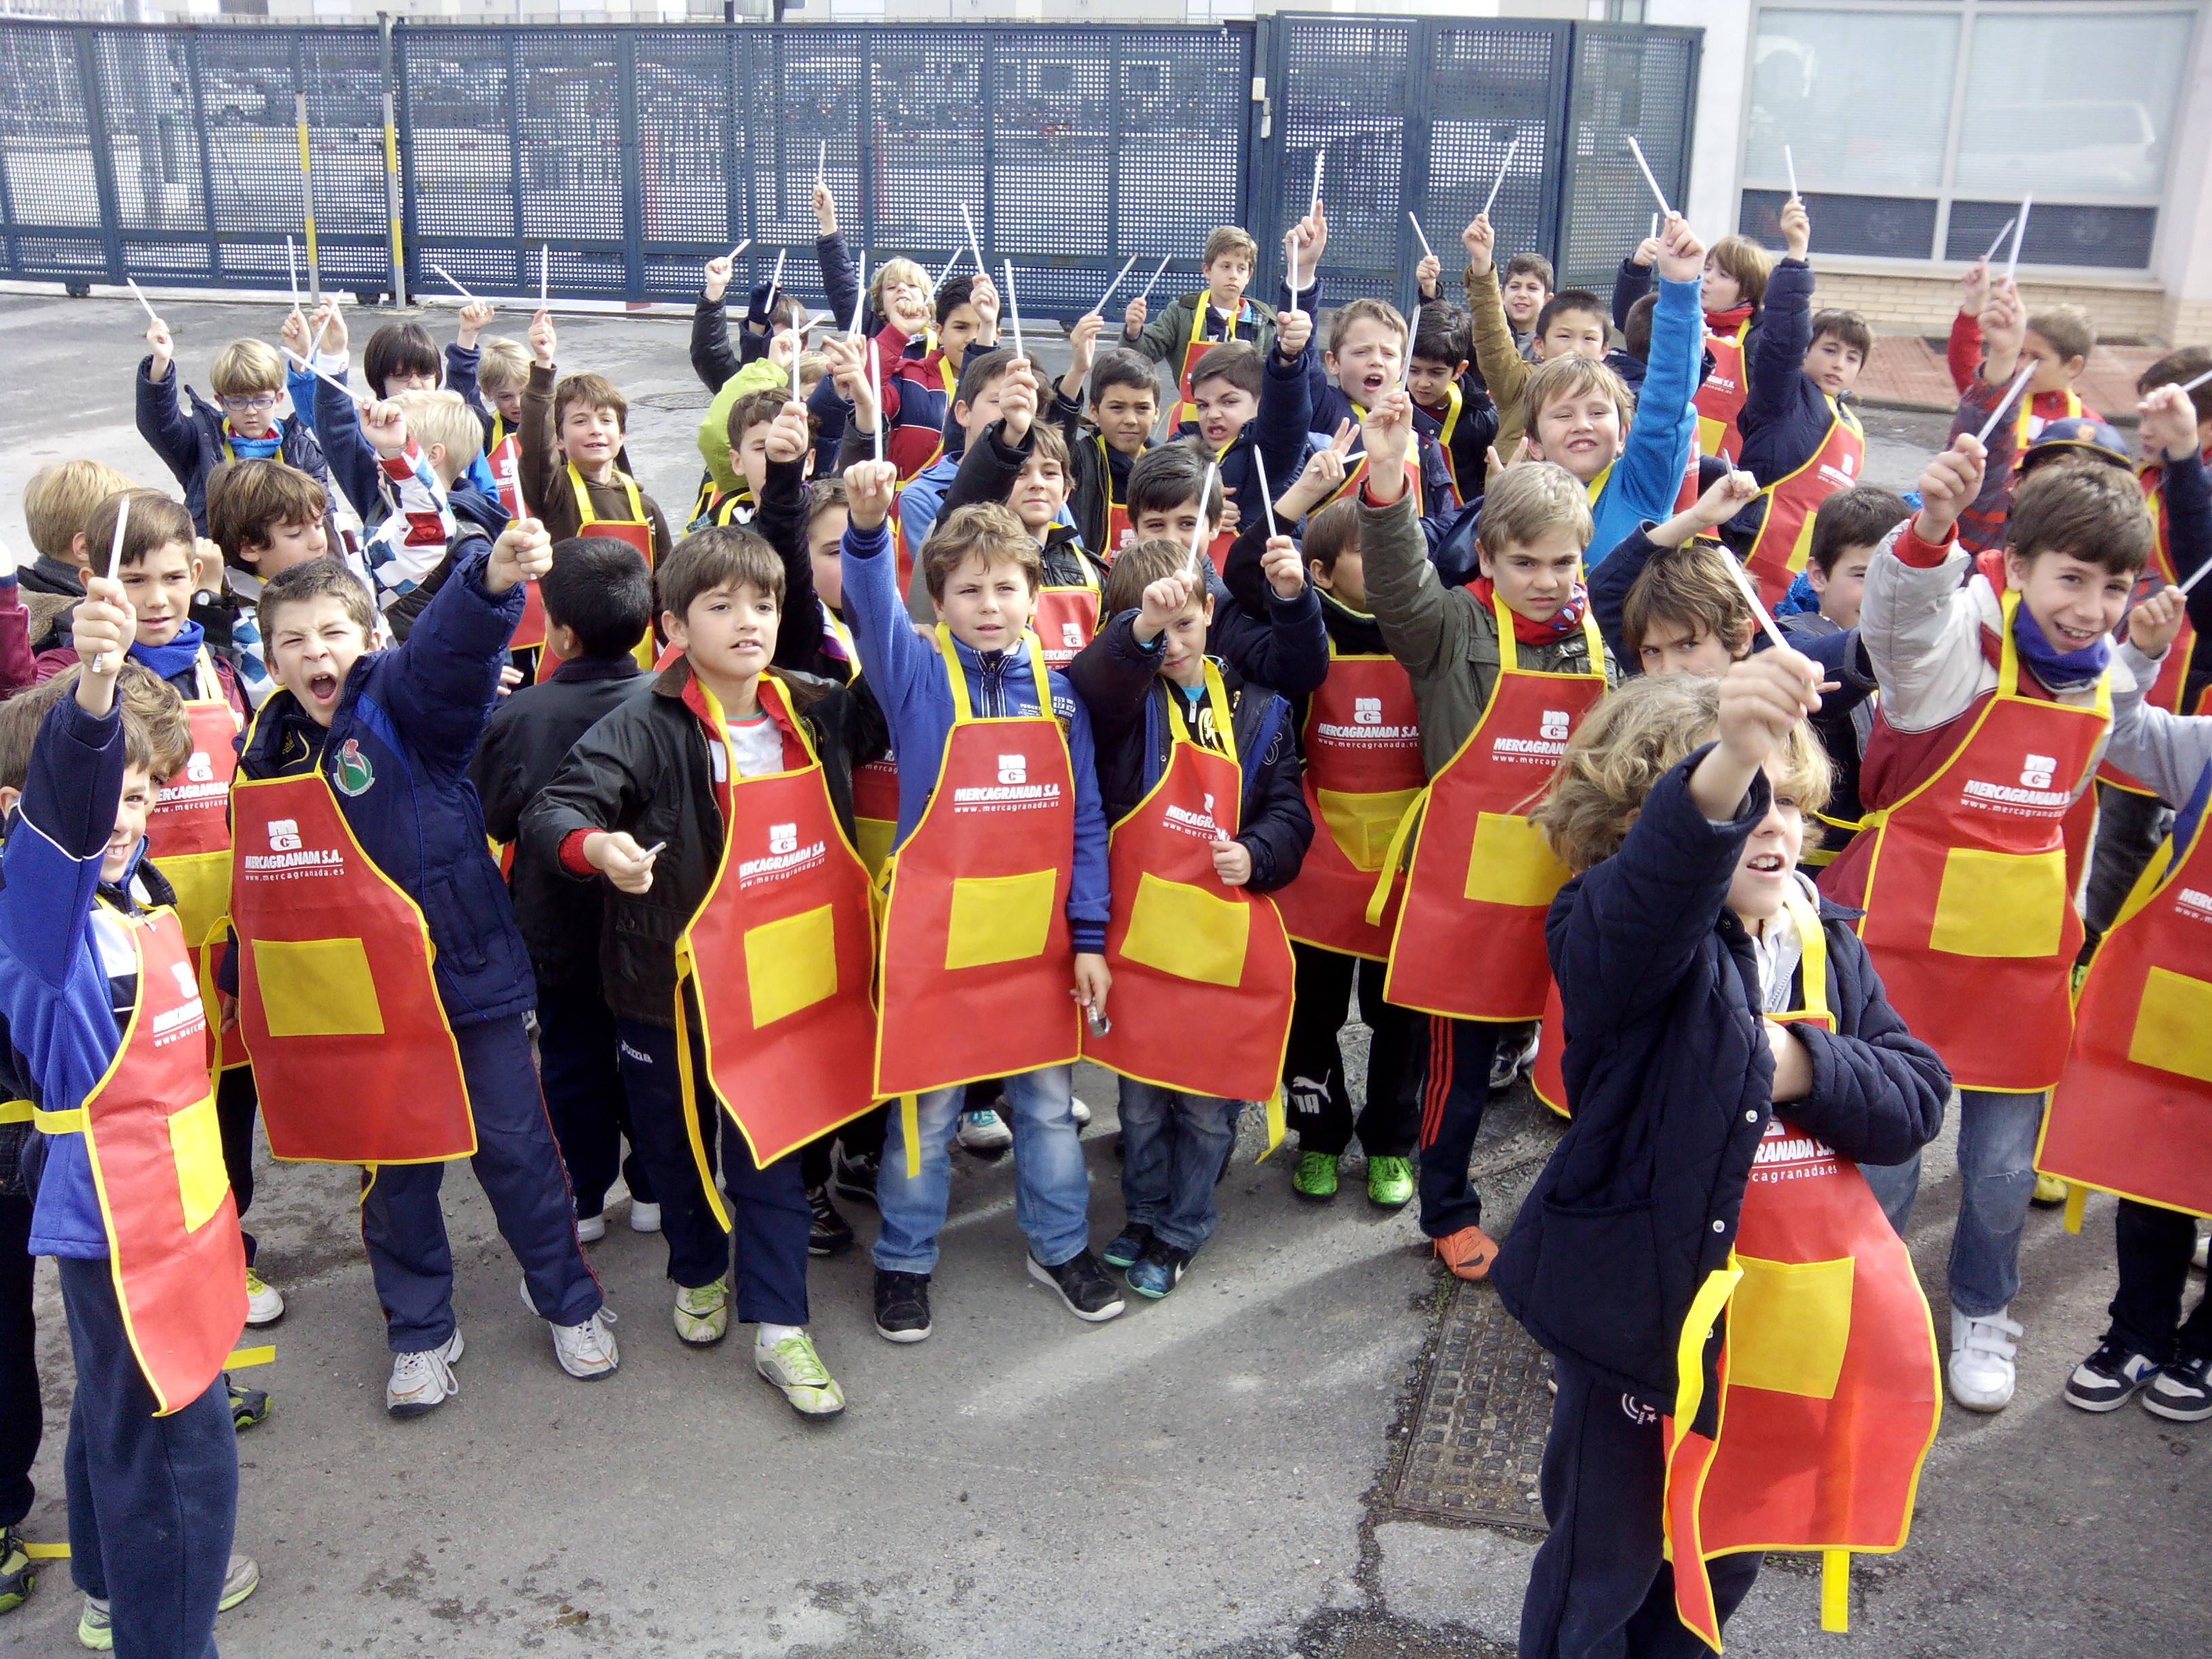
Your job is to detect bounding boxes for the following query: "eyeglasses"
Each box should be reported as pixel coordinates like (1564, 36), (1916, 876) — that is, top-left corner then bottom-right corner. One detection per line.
(222, 394), (281, 414)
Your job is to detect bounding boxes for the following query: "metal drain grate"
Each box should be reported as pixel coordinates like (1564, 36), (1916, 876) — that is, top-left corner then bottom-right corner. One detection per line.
(1392, 1279), (1554, 1530)
(632, 390), (712, 411)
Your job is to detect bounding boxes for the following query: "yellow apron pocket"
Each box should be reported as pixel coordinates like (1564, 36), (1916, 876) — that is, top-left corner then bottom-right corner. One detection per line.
(945, 869), (1057, 970)
(743, 904), (839, 1029)
(2128, 966), (2212, 1083)
(162, 851), (232, 947)
(1929, 846), (2066, 958)
(855, 818), (895, 881)
(1317, 785), (1422, 871)
(1727, 1254), (1856, 1399)
(253, 937), (385, 1036)
(1697, 413), (1725, 454)
(1122, 872), (1250, 987)
(167, 1093), (230, 1233)
(1464, 811), (1572, 908)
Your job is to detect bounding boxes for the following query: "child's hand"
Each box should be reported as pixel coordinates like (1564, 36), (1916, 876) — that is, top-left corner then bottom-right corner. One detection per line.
(1655, 213), (1706, 284)
(2127, 584), (2188, 658)
(360, 398), (408, 459)
(1283, 422), (1355, 516)
(1136, 569), (1197, 640)
(969, 271), (1000, 335)
(496, 664), (524, 698)
(764, 403), (812, 466)
(813, 180), (839, 236)
(1210, 838), (1253, 887)
(1275, 306), (1313, 361)
(1071, 952), (1112, 1022)
(279, 308), (310, 359)
(768, 323), (802, 376)
(1780, 197), (1811, 260)
(1294, 201), (1330, 271)
(457, 298), (495, 346)
(1067, 310), (1103, 382)
(885, 281), (933, 336)
(1631, 234), (1662, 268)
(702, 255), (733, 304)
(1979, 279), (2026, 383)
(1123, 294), (1147, 341)
(997, 357), (1038, 442)
(1461, 212), (1496, 276)
(146, 314), (173, 377)
(528, 308), (556, 369)
(1715, 648), (1824, 771)
(1261, 534), (1305, 599)
(1959, 259), (1990, 321)
(1693, 468), (1762, 530)
(585, 830), (659, 895)
(1485, 435), (1530, 485)
(310, 298), (348, 354)
(844, 459), (899, 531)
(2138, 382), (2201, 465)
(486, 516), (552, 594)
(1361, 392), (1414, 503)
(1766, 1021), (1814, 1103)
(1416, 253), (1441, 298)
(1912, 434), (1986, 544)
(1216, 495), (1240, 537)
(72, 575), (135, 701)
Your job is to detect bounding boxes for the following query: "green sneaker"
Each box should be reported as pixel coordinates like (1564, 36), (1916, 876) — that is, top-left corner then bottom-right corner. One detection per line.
(674, 1280), (730, 1347)
(0, 1525), (32, 1614)
(1292, 1150), (1340, 1200)
(756, 1330), (846, 1418)
(79, 1555), (254, 1649)
(1366, 1155), (1415, 1209)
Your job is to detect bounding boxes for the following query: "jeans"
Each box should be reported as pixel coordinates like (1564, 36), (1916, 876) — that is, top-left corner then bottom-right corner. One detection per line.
(1117, 1082), (1237, 1253)
(538, 984), (653, 1219)
(0, 1193), (36, 1529)
(1858, 1087), (2044, 1318)
(213, 1065), (259, 1267)
(874, 1065), (1091, 1274)
(2107, 1198), (2212, 1364)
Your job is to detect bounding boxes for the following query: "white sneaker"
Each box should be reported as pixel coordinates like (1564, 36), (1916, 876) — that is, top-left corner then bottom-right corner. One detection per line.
(385, 1331), (463, 1417)
(243, 1266), (284, 1326)
(958, 1107), (1013, 1151)
(629, 1200), (662, 1233)
(519, 1276), (621, 1378)
(674, 1279), (730, 1346)
(1069, 1096), (1093, 1127)
(1948, 1306), (2022, 1412)
(756, 1329), (846, 1418)
(575, 1212), (607, 1243)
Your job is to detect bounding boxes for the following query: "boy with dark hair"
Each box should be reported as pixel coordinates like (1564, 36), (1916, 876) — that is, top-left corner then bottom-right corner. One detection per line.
(136, 310), (329, 537)
(1826, 435), (2149, 1412)
(695, 388), (814, 531)
(523, 527), (884, 1414)
(1052, 316), (1162, 558)
(204, 458), (340, 709)
(1123, 220), (1325, 427)
(1067, 537), (1312, 1296)
(839, 474), (1122, 1338)
(1500, 251), (1553, 356)
(1407, 305), (1498, 506)
(1466, 221), (1644, 460)
(473, 537), (658, 1244)
(523, 312), (676, 566)
(234, 519), (616, 1414)
(1181, 313), (1316, 565)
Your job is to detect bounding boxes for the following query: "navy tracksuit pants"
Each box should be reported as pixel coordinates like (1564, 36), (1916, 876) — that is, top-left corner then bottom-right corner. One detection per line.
(361, 1012), (601, 1353)
(0, 1192), (37, 1530)
(535, 984), (655, 1220)
(1414, 1015), (1502, 1239)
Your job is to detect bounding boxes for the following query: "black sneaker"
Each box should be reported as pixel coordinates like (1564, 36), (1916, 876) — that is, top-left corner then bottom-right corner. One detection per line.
(1026, 1249), (1126, 1323)
(832, 1149), (880, 1207)
(873, 1269), (933, 1343)
(807, 1185), (855, 1256)
(2143, 1352), (2212, 1422)
(227, 1375), (271, 1431)
(1102, 1223), (1153, 1270)
(1128, 1237), (1193, 1299)
(2063, 1336), (2160, 1412)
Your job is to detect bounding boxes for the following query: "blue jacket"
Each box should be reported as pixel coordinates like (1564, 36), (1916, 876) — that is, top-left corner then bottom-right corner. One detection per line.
(839, 518), (1111, 954)
(1727, 258), (1850, 548)
(136, 357), (331, 537)
(1492, 750), (1949, 1410)
(3, 695), (139, 1258)
(1586, 274), (1703, 566)
(311, 366), (510, 543)
(235, 548), (535, 1027)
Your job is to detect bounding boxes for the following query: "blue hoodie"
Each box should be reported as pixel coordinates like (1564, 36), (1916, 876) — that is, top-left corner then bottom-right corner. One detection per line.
(839, 517), (1110, 954)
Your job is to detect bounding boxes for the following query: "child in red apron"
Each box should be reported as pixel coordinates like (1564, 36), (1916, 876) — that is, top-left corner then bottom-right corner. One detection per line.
(518, 313), (675, 567)
(1825, 436), (2148, 1414)
(1063, 540), (1311, 1297)
(1948, 281), (2104, 555)
(1052, 318), (1158, 561)
(1500, 661), (1948, 1659)
(838, 467), (1122, 1339)
(1356, 398), (1616, 1282)
(1406, 307), (1499, 508)
(1119, 222), (1320, 429)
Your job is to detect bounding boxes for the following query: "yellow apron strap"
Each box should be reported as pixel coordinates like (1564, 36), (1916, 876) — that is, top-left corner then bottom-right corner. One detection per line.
(23, 1542), (69, 1559)
(1364, 784), (1431, 926)
(2064, 1182), (2087, 1235)
(938, 624), (975, 722)
(901, 1094), (921, 1179)
(672, 949), (734, 1233)
(1164, 660), (1238, 765)
(224, 1345), (275, 1369)
(359, 1165), (379, 1207)
(0, 1099), (31, 1124)
(1821, 1549), (1851, 1633)
(30, 1107), (85, 1133)
(1261, 1092), (1286, 1162)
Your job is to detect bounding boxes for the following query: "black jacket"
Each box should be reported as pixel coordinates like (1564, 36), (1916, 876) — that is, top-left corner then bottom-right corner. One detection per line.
(1223, 520), (1389, 733)
(518, 659), (886, 1027)
(943, 416), (1113, 588)
(1492, 751), (1949, 1414)
(1050, 390), (1139, 560)
(1065, 611), (1313, 894)
(471, 655), (652, 996)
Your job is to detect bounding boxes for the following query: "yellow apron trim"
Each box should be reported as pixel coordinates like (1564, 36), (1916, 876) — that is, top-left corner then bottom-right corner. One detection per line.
(224, 1345), (275, 1369)
(940, 623), (1050, 722)
(31, 1107), (84, 1132)
(0, 1099), (31, 1124)
(24, 1542), (70, 1559)
(671, 951), (736, 1235)
(2064, 1182), (2088, 1234)
(566, 461), (647, 528)
(1822, 1550), (1851, 1633)
(901, 1094), (921, 1179)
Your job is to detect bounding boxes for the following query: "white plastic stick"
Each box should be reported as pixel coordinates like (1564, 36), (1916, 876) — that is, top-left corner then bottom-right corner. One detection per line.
(1784, 144), (1799, 201)
(851, 251), (867, 338)
(124, 276), (158, 324)
(960, 203), (987, 273)
(2005, 194), (2031, 283)
(430, 262), (475, 301)
(1651, 212), (1660, 241)
(870, 337), (884, 466)
(1311, 143), (1326, 214)
(1980, 219), (2015, 265)
(815, 139), (826, 188)
(1002, 260), (1023, 362)
(1088, 254), (1137, 319)
(935, 247), (964, 289)
(1974, 361), (2039, 445)
(1135, 255), (1172, 305)
(286, 236), (300, 310)
(1721, 539), (1791, 654)
(1190, 460), (1218, 576)
(2180, 562), (2209, 596)
(89, 493), (130, 674)
(789, 310), (806, 401)
(282, 344), (367, 409)
(640, 841), (668, 859)
(539, 245), (548, 308)
(1286, 229), (1299, 302)
(1483, 136), (1520, 219)
(726, 237), (751, 264)
(1626, 136), (1671, 219)
(1251, 445), (1272, 532)
(1406, 211), (1433, 260)
(2177, 363), (2212, 396)
(765, 247), (787, 314)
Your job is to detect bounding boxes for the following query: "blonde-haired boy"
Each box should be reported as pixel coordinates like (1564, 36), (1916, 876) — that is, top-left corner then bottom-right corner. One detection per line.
(20, 459), (133, 650)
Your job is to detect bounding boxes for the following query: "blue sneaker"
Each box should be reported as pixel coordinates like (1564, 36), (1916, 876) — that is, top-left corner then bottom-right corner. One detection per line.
(1126, 1240), (1193, 1299)
(957, 1108), (1012, 1153)
(1103, 1223), (1153, 1269)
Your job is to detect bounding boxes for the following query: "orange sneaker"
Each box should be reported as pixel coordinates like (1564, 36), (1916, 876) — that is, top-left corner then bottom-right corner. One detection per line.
(1435, 1225), (1499, 1282)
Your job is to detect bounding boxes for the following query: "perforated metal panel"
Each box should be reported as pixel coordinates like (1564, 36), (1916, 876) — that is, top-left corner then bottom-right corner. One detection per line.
(1274, 18), (1410, 308)
(1422, 23), (1569, 310)
(1555, 23), (1698, 294)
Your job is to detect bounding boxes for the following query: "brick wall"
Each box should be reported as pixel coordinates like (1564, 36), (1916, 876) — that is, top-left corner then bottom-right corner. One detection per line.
(1808, 269), (2170, 343)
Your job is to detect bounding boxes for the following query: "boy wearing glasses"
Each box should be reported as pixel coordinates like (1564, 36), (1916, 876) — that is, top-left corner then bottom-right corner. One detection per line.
(137, 316), (333, 539)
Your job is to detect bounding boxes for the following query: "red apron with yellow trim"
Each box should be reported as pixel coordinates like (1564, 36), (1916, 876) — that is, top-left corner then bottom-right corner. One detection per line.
(1315, 448), (1423, 520)
(872, 631), (1080, 1098)
(1095, 437), (1136, 562)
(1084, 662), (1294, 1101)
(1820, 591), (2109, 1092)
(486, 417), (527, 518)
(2013, 387), (2085, 467)
(143, 653), (247, 1071)
(1662, 893), (1940, 1650)
(1031, 562), (1103, 672)
(672, 674), (878, 1182)
(73, 905), (248, 1414)
(228, 736), (476, 1163)
(1694, 312), (1755, 462)
(1380, 600), (1605, 1021)
(1744, 400), (1866, 609)
(568, 463), (659, 670)
(2038, 772), (2212, 1214)
(1172, 298), (1250, 431)
(2102, 467), (2207, 792)
(1420, 382), (1471, 506)
(1273, 644), (1423, 960)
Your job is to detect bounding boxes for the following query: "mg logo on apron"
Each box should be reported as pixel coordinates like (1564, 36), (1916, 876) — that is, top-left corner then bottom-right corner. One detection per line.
(1354, 697), (1382, 725)
(1540, 708), (1570, 741)
(1061, 621), (1084, 650)
(770, 822), (798, 855)
(2022, 754), (2057, 789)
(268, 819), (302, 853)
(997, 754), (1027, 784)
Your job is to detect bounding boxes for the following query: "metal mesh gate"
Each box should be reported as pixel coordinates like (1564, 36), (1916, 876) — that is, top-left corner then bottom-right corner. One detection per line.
(0, 16), (1697, 316)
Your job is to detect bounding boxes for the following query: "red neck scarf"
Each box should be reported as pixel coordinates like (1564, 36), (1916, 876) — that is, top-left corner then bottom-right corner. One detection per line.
(1705, 300), (1755, 333)
(1471, 577), (1589, 646)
